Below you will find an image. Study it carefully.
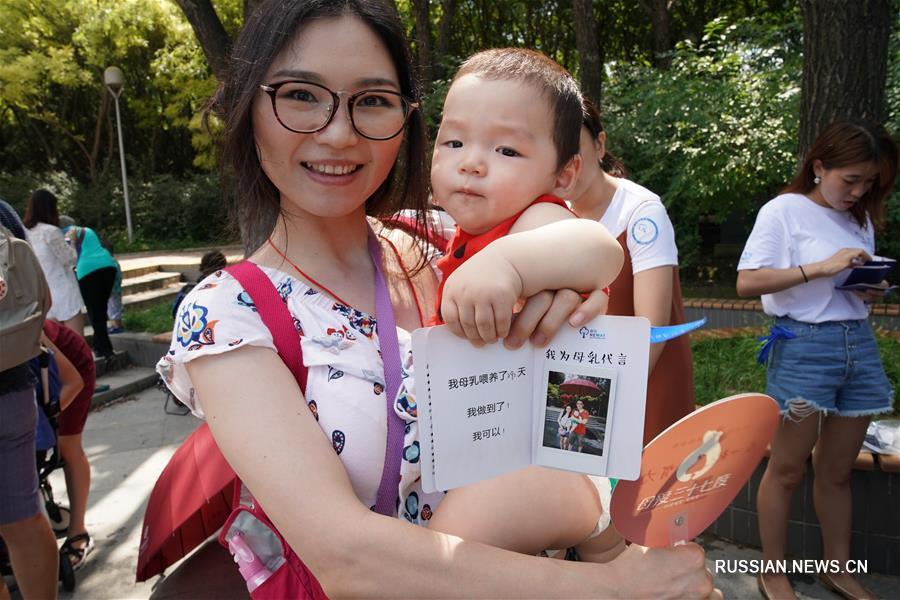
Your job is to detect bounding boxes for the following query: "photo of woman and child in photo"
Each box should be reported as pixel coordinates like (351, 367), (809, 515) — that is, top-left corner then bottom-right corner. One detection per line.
(546, 372), (613, 456)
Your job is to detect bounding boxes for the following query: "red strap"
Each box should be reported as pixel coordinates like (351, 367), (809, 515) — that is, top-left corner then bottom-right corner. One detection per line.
(224, 262), (307, 392)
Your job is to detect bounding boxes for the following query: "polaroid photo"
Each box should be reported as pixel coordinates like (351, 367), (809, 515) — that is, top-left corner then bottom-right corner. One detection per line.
(533, 359), (618, 476)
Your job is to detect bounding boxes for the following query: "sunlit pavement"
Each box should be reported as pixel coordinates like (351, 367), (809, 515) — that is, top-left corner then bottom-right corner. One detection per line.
(6, 384), (896, 599)
(53, 387), (199, 599)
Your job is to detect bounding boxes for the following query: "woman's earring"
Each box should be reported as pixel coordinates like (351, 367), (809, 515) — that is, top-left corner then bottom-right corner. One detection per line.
(813, 176), (821, 185)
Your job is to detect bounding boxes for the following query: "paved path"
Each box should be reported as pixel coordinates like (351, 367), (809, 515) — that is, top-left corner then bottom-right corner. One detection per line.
(6, 385), (898, 598)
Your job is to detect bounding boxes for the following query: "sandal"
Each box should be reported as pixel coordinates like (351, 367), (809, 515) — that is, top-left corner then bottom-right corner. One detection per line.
(61, 532), (94, 572)
(819, 573), (876, 600)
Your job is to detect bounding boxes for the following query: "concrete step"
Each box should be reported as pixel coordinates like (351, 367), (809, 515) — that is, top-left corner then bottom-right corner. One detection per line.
(93, 349), (130, 377)
(90, 366), (159, 409)
(117, 248), (243, 282)
(121, 270), (182, 295)
(122, 284), (183, 311)
(120, 263), (162, 280)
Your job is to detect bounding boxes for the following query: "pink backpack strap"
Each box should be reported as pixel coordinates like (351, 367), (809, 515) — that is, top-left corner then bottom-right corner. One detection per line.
(222, 262), (328, 599)
(225, 262), (307, 391)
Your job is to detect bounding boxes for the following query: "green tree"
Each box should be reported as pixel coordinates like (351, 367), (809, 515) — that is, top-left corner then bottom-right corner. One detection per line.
(798, 0), (893, 157)
(603, 16), (802, 269)
(0, 0), (223, 183)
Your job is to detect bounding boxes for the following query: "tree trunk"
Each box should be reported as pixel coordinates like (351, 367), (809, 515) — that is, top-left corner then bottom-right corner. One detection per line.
(639, 0), (673, 69)
(244, 0), (260, 22)
(573, 0), (603, 108)
(412, 0), (433, 91)
(174, 0), (231, 79)
(799, 0), (891, 158)
(435, 0), (457, 80)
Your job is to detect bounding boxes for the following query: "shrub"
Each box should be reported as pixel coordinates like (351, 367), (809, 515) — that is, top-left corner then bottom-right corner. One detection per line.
(603, 16), (802, 271)
(0, 170), (232, 250)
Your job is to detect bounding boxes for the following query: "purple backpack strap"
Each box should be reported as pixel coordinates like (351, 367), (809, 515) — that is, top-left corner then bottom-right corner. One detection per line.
(367, 230), (405, 516)
(227, 242), (405, 518)
(224, 262), (307, 392)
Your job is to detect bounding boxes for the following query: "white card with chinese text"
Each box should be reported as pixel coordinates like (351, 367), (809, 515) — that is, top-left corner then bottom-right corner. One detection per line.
(411, 315), (650, 493)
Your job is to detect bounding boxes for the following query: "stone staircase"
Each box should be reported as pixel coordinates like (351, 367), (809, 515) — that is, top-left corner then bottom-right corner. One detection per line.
(89, 350), (159, 410)
(86, 247), (244, 407)
(87, 262), (187, 408)
(119, 263), (184, 312)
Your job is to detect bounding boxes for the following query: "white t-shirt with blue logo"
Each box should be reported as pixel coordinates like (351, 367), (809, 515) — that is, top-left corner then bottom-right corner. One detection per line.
(737, 193), (875, 323)
(597, 178), (679, 274)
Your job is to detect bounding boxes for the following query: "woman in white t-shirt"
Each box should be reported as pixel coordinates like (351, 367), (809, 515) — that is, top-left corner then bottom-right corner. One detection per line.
(737, 120), (896, 600)
(570, 100), (695, 445)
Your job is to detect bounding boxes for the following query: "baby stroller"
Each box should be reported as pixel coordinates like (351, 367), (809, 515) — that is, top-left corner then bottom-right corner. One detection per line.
(0, 349), (77, 592)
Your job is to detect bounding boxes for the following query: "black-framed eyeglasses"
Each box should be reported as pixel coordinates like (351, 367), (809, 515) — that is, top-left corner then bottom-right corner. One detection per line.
(259, 80), (419, 141)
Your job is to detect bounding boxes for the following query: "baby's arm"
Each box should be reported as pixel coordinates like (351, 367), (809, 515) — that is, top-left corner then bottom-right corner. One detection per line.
(441, 203), (623, 343)
(503, 202), (623, 296)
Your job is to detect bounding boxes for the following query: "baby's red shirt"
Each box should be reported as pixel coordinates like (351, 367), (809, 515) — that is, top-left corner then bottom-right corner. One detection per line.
(429, 195), (571, 326)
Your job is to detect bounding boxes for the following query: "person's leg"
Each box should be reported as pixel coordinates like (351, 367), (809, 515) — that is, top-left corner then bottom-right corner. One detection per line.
(107, 289), (124, 332)
(429, 466), (602, 555)
(757, 408), (821, 599)
(811, 415), (875, 599)
(56, 364), (95, 567)
(574, 433), (585, 452)
(62, 312), (85, 337)
(0, 387), (59, 599)
(573, 523), (626, 563)
(78, 267), (116, 357)
(58, 434), (91, 554)
(0, 513), (59, 600)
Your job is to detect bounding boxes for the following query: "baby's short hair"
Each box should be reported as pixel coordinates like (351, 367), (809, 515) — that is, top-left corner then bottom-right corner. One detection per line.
(454, 48), (583, 171)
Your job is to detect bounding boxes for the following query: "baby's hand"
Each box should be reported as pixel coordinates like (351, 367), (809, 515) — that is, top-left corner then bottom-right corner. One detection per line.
(440, 253), (524, 345)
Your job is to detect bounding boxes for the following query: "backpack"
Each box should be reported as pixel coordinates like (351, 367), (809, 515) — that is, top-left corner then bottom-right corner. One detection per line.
(0, 225), (50, 371)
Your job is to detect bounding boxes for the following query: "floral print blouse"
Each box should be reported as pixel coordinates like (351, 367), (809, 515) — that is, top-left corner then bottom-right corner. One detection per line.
(157, 265), (443, 525)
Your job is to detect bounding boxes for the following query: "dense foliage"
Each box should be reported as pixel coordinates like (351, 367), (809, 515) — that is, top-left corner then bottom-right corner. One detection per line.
(602, 15), (803, 270)
(0, 0), (896, 264)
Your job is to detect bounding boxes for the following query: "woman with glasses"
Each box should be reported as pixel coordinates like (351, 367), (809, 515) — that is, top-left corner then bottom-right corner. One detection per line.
(570, 100), (695, 445)
(156, 1), (716, 597)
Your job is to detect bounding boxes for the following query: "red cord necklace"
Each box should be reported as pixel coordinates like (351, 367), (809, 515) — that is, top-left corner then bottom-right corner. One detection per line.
(266, 236), (424, 327)
(267, 237), (351, 307)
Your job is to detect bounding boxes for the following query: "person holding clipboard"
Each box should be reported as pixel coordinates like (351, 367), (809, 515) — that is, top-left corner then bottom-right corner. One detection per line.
(736, 119), (896, 600)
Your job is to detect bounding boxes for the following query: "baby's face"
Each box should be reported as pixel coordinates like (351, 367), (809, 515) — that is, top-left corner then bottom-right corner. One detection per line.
(431, 75), (562, 235)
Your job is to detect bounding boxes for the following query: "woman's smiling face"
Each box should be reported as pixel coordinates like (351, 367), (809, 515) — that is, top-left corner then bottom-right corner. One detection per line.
(252, 15), (404, 219)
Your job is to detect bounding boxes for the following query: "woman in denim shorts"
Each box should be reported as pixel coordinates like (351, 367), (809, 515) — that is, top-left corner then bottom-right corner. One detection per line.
(737, 120), (897, 600)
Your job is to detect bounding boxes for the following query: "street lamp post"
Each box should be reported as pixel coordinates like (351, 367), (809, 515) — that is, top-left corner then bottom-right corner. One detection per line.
(103, 66), (134, 244)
